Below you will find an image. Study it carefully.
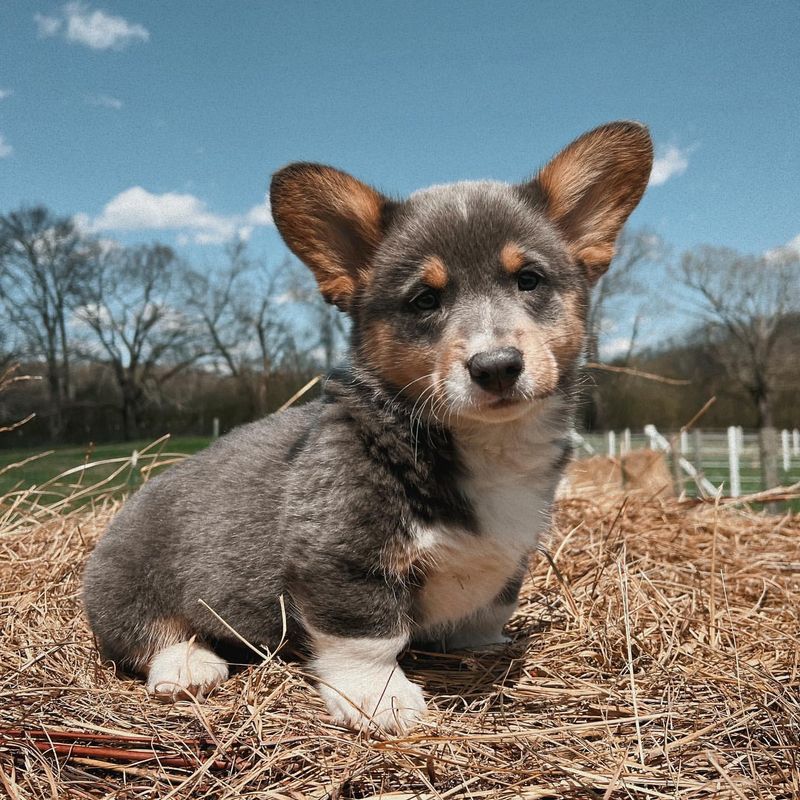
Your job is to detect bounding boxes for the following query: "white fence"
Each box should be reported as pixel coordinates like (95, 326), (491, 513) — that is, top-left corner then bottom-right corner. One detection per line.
(575, 426), (800, 498)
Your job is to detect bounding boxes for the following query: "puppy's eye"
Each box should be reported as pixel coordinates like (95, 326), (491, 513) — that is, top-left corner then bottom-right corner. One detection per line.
(517, 269), (541, 292)
(409, 288), (440, 312)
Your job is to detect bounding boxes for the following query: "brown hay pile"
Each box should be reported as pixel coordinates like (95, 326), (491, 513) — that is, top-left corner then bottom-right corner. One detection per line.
(561, 450), (674, 499)
(2, 469), (800, 799)
(620, 450), (675, 498)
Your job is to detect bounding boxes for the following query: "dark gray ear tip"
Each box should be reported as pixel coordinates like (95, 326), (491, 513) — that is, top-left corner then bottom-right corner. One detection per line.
(603, 120), (654, 149)
(602, 119), (649, 133)
(270, 162), (328, 200)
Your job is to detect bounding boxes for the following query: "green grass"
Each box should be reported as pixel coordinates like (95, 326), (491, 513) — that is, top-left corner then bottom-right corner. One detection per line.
(0, 436), (212, 501)
(689, 465), (800, 513)
(3, 437), (797, 512)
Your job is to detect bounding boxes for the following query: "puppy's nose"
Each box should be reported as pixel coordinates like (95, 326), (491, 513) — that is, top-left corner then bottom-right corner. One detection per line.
(467, 347), (524, 394)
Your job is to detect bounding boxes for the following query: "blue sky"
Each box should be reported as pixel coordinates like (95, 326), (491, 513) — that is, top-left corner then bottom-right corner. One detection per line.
(1, 2), (799, 301)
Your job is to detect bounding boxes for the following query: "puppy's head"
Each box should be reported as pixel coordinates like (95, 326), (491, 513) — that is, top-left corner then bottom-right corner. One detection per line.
(271, 121), (653, 425)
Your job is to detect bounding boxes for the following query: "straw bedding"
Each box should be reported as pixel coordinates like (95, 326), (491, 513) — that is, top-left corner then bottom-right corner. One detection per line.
(1, 477), (799, 798)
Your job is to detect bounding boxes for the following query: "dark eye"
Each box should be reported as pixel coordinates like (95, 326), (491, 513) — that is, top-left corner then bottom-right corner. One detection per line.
(517, 269), (541, 291)
(409, 288), (440, 312)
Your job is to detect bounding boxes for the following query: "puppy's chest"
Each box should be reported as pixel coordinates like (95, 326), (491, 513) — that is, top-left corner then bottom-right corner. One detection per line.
(411, 441), (561, 633)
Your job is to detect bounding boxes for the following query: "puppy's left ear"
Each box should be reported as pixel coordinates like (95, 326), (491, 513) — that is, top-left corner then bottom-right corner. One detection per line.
(522, 121), (653, 283)
(270, 163), (393, 310)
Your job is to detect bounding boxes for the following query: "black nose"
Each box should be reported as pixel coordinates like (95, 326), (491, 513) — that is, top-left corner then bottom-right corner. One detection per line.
(467, 347), (524, 394)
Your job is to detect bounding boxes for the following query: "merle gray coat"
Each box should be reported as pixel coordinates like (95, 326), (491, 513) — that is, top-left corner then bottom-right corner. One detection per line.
(83, 121), (653, 734)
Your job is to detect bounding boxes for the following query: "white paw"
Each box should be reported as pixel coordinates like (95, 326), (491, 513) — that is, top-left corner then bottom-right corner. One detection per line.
(309, 631), (426, 735)
(146, 640), (228, 702)
(318, 665), (427, 735)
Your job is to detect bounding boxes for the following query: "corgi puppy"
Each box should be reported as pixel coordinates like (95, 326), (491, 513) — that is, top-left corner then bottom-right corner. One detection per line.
(83, 121), (653, 734)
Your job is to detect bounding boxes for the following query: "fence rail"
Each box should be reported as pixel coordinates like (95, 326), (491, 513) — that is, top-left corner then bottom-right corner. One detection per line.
(574, 426), (800, 498)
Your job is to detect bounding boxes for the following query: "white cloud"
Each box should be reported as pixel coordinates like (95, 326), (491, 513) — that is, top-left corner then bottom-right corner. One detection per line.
(34, 12), (63, 37)
(0, 134), (13, 159)
(0, 89), (13, 101)
(237, 199), (273, 241)
(649, 144), (690, 187)
(35, 2), (149, 50)
(87, 93), (123, 109)
(86, 187), (272, 245)
(765, 233), (800, 262)
(245, 202), (273, 227)
(783, 234), (800, 255)
(93, 187), (233, 238)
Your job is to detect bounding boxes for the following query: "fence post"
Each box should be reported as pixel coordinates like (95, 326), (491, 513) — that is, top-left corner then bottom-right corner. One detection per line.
(782, 429), (791, 473)
(727, 426), (741, 498)
(693, 429), (703, 470)
(622, 428), (631, 456)
(679, 429), (689, 455)
(607, 430), (616, 457)
(670, 433), (683, 493)
(644, 424), (719, 497)
(570, 430), (596, 455)
(212, 417), (220, 439)
(793, 428), (800, 457)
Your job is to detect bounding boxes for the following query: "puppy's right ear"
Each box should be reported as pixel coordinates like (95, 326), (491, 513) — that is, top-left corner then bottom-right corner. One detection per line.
(270, 163), (393, 310)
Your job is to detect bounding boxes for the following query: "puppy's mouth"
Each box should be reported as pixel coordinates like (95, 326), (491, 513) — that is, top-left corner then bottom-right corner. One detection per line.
(453, 384), (537, 422)
(484, 395), (525, 409)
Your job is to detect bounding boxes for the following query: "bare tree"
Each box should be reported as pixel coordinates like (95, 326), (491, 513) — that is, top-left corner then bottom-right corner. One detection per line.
(679, 245), (800, 491)
(0, 206), (98, 438)
(186, 243), (295, 415)
(0, 322), (17, 373)
(75, 243), (207, 440)
(584, 228), (666, 427)
(185, 241), (254, 378)
(283, 257), (349, 372)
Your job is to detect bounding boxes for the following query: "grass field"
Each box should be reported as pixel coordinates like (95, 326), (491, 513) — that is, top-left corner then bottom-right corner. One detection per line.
(2, 436), (799, 508)
(0, 436), (211, 500)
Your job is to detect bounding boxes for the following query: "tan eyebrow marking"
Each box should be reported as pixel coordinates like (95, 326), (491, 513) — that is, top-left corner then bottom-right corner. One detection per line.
(500, 242), (527, 273)
(421, 255), (448, 289)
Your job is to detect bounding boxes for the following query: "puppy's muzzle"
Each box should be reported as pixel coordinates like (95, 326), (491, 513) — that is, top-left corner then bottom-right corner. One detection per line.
(466, 347), (524, 395)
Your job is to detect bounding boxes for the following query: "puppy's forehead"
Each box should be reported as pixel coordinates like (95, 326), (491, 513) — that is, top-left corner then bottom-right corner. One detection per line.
(386, 180), (556, 266)
(408, 180), (524, 217)
(405, 180), (533, 234)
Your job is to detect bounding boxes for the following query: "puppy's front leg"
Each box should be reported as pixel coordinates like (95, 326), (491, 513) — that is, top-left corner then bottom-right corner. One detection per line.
(294, 559), (424, 735)
(309, 629), (425, 734)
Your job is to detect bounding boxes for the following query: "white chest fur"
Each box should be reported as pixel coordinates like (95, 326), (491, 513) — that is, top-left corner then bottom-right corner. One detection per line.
(413, 401), (567, 636)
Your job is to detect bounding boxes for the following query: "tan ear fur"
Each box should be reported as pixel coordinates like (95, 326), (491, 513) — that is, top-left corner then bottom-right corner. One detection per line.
(535, 121), (653, 283)
(270, 163), (390, 309)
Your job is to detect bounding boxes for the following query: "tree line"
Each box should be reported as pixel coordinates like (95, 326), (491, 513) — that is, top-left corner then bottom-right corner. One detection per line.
(0, 206), (343, 444)
(1, 205), (798, 469)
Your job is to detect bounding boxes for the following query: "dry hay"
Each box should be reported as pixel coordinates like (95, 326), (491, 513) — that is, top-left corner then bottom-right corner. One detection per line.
(1, 458), (800, 799)
(561, 451), (674, 500)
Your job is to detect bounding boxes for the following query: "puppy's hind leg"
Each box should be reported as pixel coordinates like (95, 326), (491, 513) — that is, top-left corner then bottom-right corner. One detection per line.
(445, 602), (514, 650)
(147, 638), (229, 702)
(89, 606), (228, 702)
(445, 565), (525, 651)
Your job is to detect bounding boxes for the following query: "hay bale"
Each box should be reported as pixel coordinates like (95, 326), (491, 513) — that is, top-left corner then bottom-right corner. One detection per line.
(559, 450), (675, 500)
(2, 469), (800, 798)
(559, 454), (623, 497)
(621, 449), (675, 497)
